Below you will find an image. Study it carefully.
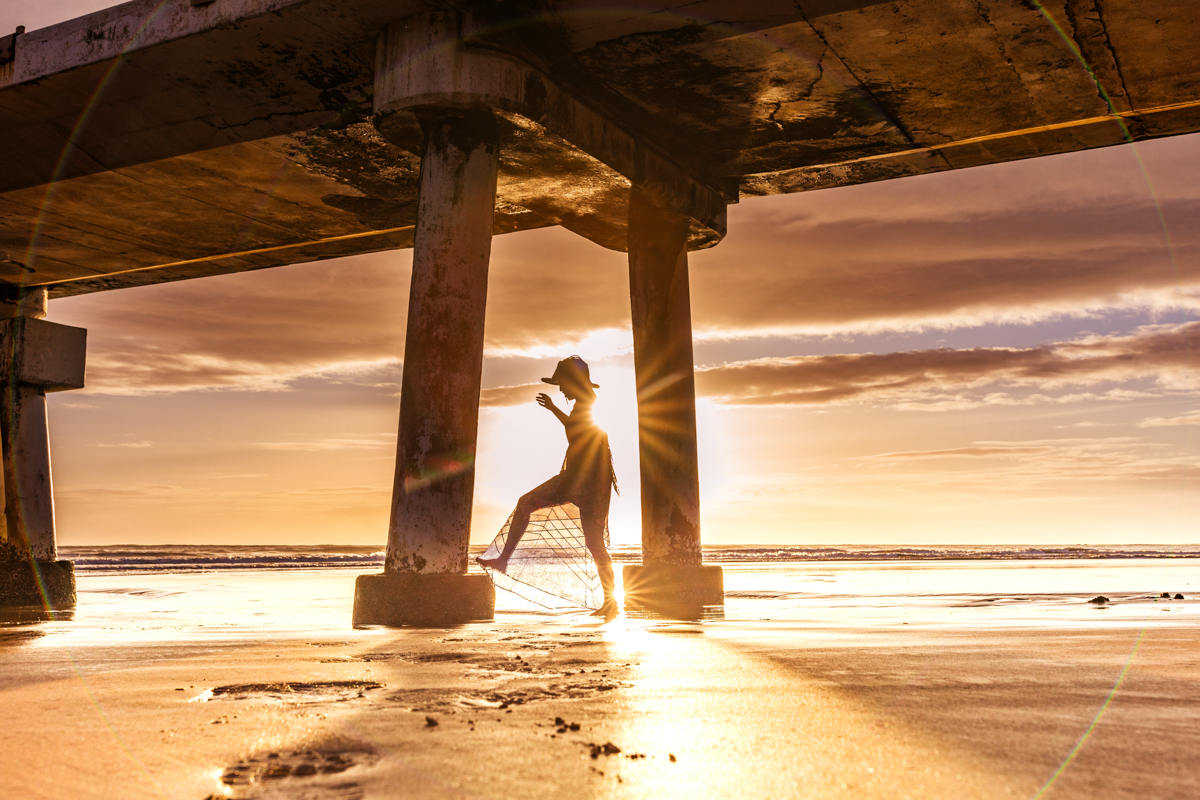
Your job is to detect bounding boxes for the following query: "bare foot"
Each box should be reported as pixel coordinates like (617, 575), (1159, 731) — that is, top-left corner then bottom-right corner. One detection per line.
(476, 556), (508, 573)
(590, 598), (619, 621)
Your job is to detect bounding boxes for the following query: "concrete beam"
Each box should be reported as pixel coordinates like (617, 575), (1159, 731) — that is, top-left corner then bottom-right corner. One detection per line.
(0, 0), (420, 193)
(0, 317), (87, 391)
(373, 13), (727, 252)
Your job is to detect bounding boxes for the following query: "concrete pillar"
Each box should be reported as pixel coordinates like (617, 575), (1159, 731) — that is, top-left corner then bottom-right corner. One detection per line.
(622, 190), (723, 610)
(387, 108), (498, 575)
(352, 108), (497, 626)
(2, 383), (56, 561)
(0, 287), (81, 609)
(627, 191), (702, 564)
(1, 287), (53, 562)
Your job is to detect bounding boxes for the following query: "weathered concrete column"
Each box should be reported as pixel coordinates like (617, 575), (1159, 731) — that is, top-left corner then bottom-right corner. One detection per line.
(0, 287), (85, 609)
(622, 191), (723, 610)
(352, 107), (498, 626)
(3, 383), (55, 560)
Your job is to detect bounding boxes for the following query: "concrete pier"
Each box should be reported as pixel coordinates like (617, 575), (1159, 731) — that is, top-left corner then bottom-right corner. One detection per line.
(3, 0), (1200, 623)
(623, 192), (724, 610)
(357, 13), (728, 622)
(0, 287), (85, 608)
(351, 80), (499, 623)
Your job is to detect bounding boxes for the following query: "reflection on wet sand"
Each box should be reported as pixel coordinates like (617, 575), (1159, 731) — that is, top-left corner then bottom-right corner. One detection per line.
(605, 620), (1015, 797)
(0, 561), (1194, 798)
(0, 607), (73, 626)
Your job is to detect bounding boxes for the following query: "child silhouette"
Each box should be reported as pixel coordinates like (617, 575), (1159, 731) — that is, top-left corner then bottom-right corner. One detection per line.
(478, 356), (618, 618)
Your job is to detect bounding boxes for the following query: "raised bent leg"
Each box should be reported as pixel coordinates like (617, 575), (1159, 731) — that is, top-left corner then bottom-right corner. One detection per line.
(485, 475), (567, 566)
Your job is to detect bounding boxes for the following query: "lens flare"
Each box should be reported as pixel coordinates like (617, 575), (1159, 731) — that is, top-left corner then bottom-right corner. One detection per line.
(1032, 626), (1148, 799)
(402, 452), (475, 493)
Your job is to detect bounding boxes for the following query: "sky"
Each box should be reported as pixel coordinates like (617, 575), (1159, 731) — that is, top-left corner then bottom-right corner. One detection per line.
(7, 1), (1198, 547)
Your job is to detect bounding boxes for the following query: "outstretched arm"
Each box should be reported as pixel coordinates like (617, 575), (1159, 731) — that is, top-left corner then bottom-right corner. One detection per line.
(536, 392), (569, 425)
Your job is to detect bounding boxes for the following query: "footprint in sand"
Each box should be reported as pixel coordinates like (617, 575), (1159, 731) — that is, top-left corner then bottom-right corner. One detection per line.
(210, 749), (374, 799)
(199, 681), (383, 705)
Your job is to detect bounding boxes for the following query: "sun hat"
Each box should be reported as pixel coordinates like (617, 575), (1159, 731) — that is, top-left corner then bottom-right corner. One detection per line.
(542, 356), (600, 388)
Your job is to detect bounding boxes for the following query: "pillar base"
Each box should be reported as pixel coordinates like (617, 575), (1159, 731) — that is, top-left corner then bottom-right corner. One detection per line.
(622, 564), (724, 611)
(0, 560), (75, 608)
(353, 572), (494, 627)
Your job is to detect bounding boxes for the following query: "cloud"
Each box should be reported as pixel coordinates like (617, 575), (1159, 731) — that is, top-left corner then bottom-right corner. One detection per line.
(480, 383), (544, 407)
(1138, 413), (1200, 427)
(688, 135), (1200, 339)
(689, 195), (1200, 338)
(48, 229), (632, 394)
(48, 251), (412, 394)
(255, 436), (394, 451)
(56, 484), (184, 499)
(859, 446), (1054, 460)
(95, 441), (153, 448)
(44, 135), (1200, 394)
(56, 483), (390, 507)
(696, 322), (1200, 407)
(723, 437), (1198, 506)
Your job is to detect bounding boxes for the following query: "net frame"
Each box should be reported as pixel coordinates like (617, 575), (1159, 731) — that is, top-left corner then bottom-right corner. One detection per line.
(479, 503), (609, 610)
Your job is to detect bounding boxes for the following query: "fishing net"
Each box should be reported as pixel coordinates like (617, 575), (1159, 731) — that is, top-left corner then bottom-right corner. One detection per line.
(479, 503), (608, 610)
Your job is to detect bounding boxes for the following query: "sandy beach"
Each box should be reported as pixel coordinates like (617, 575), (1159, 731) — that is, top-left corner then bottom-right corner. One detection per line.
(1, 558), (1197, 799)
(5, 6), (1199, 800)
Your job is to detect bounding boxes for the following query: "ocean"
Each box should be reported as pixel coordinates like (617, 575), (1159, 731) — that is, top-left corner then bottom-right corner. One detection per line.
(59, 543), (1200, 574)
(35, 544), (1198, 638)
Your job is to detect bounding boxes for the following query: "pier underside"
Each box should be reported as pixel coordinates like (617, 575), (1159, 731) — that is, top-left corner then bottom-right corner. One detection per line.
(2, 0), (1198, 296)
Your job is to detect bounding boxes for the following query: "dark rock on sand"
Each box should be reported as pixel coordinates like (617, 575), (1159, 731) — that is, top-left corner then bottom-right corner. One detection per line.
(1089, 596), (1109, 604)
(1176, 593), (1185, 600)
(425, 716), (439, 727)
(586, 742), (622, 758)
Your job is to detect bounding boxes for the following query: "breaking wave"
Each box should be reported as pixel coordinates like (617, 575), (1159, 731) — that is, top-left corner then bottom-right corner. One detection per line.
(61, 545), (385, 574)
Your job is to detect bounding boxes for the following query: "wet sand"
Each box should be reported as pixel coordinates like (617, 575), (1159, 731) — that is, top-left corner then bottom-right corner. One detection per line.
(0, 562), (1197, 799)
